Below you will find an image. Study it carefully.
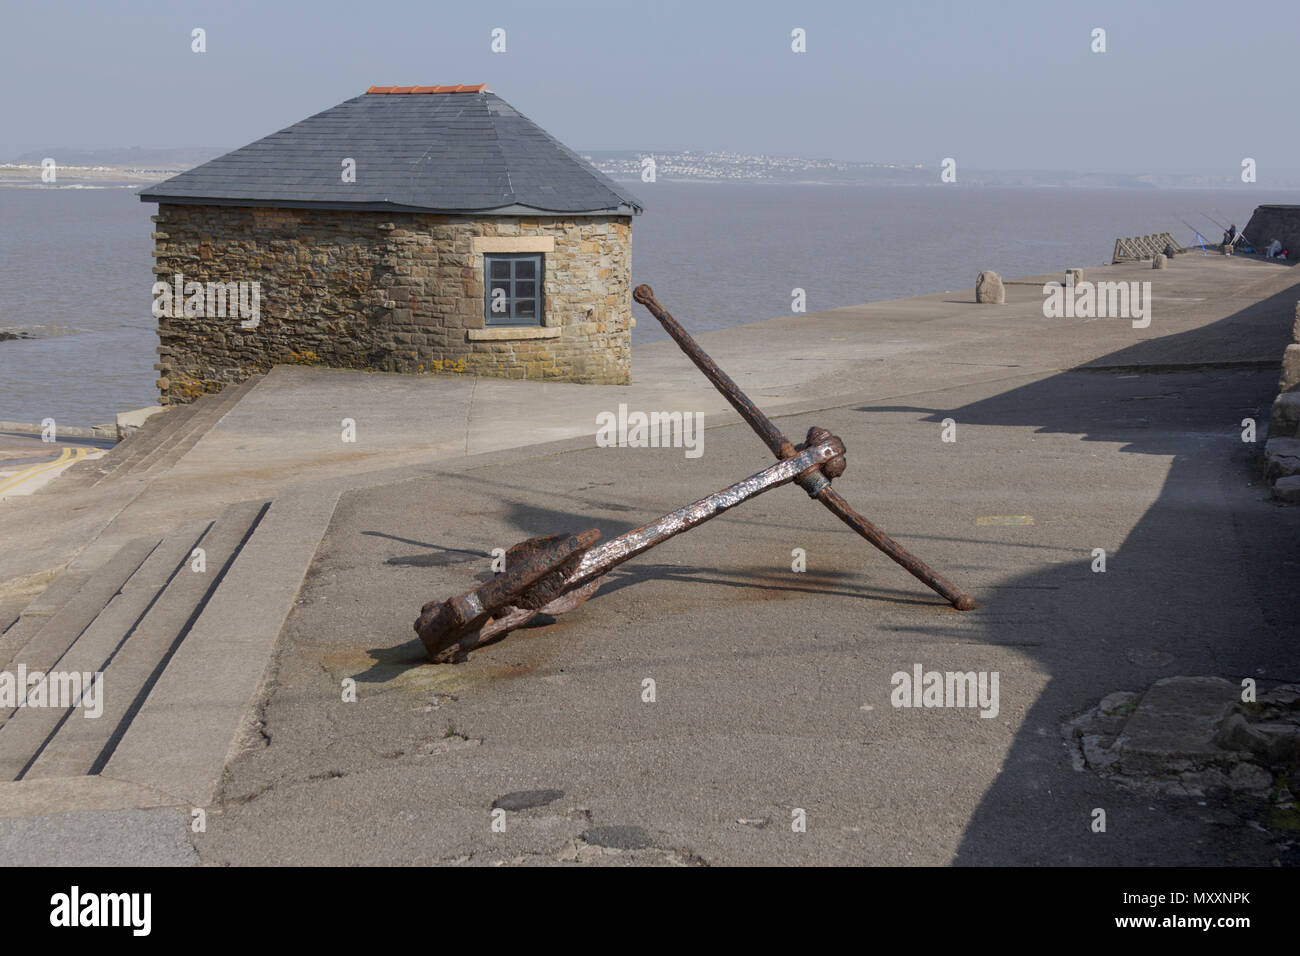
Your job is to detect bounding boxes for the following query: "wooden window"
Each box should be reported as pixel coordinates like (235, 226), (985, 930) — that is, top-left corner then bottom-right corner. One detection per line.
(484, 253), (543, 326)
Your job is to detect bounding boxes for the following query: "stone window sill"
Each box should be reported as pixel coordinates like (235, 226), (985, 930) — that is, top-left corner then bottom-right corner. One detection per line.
(467, 326), (561, 341)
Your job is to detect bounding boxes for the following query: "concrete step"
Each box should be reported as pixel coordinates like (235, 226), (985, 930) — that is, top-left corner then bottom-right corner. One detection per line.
(53, 403), (197, 494)
(0, 600), (24, 640)
(52, 404), (197, 490)
(0, 536), (159, 676)
(0, 481), (335, 808)
(26, 499), (269, 780)
(46, 378), (259, 495)
(104, 486), (340, 807)
(101, 395), (213, 482)
(0, 570), (93, 642)
(139, 376), (260, 475)
(0, 523), (209, 779)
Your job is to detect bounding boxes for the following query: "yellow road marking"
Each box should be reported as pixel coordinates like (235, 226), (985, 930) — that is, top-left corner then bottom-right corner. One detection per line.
(0, 447), (70, 493)
(0, 447), (85, 496)
(976, 515), (1035, 526)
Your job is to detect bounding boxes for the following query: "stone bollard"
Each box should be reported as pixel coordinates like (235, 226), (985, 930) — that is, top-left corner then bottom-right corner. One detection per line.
(1066, 268), (1084, 285)
(1222, 243), (1233, 256)
(975, 270), (1005, 304)
(1153, 254), (1167, 269)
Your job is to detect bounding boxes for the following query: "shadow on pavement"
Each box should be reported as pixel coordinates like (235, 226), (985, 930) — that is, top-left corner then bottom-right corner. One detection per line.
(888, 281), (1300, 864)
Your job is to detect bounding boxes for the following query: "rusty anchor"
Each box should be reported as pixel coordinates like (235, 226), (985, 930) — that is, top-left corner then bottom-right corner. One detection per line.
(413, 285), (975, 663)
(631, 283), (976, 613)
(415, 434), (847, 662)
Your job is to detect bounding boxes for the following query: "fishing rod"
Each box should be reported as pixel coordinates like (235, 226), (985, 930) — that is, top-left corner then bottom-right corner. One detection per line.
(1176, 216), (1209, 253)
(1212, 208), (1247, 245)
(1201, 211), (1245, 245)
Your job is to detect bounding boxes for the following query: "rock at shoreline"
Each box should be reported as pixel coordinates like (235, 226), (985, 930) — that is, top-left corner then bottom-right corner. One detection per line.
(0, 325), (82, 342)
(975, 270), (1004, 304)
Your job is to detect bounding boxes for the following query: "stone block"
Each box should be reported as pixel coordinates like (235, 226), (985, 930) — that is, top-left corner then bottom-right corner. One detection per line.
(1226, 763), (1271, 793)
(1152, 254), (1166, 269)
(1113, 676), (1245, 775)
(1279, 343), (1300, 392)
(115, 405), (166, 441)
(1270, 391), (1300, 438)
(975, 270), (1004, 304)
(1214, 712), (1270, 756)
(1265, 437), (1300, 479)
(1272, 475), (1300, 503)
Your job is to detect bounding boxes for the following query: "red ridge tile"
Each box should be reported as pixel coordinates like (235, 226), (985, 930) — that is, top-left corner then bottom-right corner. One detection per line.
(367, 83), (489, 94)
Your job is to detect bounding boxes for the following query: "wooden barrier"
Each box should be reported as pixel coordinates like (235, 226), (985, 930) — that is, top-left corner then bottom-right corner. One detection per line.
(1112, 232), (1179, 263)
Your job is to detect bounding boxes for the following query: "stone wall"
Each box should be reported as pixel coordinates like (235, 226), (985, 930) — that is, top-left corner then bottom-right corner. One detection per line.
(150, 205), (633, 403)
(1242, 204), (1300, 255)
(1266, 301), (1300, 502)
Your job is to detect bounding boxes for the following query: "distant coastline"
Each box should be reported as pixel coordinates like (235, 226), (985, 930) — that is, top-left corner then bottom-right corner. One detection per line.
(582, 149), (1286, 190)
(0, 148), (227, 188)
(2, 145), (1292, 191)
(0, 164), (167, 187)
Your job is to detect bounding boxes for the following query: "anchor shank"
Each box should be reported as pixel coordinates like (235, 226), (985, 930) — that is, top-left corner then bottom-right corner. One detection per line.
(815, 485), (976, 611)
(632, 286), (797, 461)
(563, 438), (841, 590)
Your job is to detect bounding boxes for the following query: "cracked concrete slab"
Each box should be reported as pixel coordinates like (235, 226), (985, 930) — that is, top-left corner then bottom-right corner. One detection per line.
(1114, 676), (1247, 774)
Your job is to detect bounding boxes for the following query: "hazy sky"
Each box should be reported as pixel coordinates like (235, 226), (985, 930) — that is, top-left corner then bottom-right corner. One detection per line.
(3, 0), (1295, 179)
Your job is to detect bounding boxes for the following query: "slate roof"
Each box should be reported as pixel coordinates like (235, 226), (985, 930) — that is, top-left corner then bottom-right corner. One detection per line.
(139, 87), (643, 217)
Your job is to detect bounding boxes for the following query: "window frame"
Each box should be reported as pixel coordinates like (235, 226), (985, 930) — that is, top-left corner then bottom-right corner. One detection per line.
(483, 252), (544, 327)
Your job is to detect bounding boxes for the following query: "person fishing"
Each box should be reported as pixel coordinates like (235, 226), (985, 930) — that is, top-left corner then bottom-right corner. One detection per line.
(1223, 223), (1237, 245)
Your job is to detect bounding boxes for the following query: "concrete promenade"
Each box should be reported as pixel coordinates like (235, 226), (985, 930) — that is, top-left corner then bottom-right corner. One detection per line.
(0, 252), (1297, 865)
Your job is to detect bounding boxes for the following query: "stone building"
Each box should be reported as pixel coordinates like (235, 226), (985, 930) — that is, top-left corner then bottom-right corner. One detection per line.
(140, 84), (643, 403)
